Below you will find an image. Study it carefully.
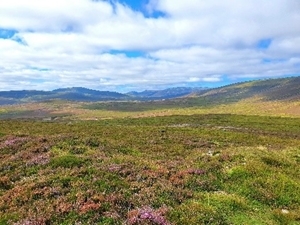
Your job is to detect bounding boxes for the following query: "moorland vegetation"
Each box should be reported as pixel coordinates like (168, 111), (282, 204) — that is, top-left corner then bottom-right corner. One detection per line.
(0, 77), (299, 224)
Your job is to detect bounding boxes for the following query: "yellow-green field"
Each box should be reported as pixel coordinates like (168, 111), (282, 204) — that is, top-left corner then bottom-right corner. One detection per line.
(1, 96), (299, 120)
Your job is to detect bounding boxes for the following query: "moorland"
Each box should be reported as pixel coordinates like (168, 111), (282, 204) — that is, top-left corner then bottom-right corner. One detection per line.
(0, 77), (299, 224)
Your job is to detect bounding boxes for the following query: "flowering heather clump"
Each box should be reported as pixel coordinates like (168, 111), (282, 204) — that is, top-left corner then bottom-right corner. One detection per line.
(27, 154), (50, 166)
(127, 206), (171, 225)
(12, 218), (48, 225)
(187, 168), (206, 175)
(107, 164), (122, 172)
(0, 136), (28, 149)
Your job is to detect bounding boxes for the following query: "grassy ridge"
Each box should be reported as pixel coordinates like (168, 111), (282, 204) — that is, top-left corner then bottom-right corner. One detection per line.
(193, 76), (300, 102)
(1, 114), (300, 224)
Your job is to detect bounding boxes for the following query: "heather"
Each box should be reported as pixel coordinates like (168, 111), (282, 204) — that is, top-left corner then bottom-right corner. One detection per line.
(0, 114), (300, 224)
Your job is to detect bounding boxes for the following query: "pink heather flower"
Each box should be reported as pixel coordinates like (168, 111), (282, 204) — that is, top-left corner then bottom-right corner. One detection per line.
(127, 206), (171, 225)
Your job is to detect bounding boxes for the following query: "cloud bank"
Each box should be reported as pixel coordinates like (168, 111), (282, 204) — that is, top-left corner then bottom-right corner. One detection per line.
(0, 0), (299, 91)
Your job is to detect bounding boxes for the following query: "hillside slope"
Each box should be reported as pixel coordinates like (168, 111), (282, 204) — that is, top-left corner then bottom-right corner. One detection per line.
(193, 76), (300, 102)
(127, 87), (206, 99)
(0, 88), (130, 105)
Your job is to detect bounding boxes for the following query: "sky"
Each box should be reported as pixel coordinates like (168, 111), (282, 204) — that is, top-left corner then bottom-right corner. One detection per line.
(0, 0), (300, 92)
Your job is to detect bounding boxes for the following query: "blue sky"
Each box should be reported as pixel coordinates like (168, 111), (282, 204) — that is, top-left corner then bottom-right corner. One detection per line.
(120, 0), (146, 12)
(0, 0), (299, 92)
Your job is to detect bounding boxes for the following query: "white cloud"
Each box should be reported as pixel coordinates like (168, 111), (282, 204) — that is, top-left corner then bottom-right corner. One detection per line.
(0, 0), (299, 91)
(0, 0), (113, 31)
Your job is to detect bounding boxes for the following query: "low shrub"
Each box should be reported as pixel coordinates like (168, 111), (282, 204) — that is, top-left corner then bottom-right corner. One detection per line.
(50, 155), (85, 168)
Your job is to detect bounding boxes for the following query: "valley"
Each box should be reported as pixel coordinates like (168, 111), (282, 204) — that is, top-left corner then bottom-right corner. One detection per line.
(0, 77), (299, 224)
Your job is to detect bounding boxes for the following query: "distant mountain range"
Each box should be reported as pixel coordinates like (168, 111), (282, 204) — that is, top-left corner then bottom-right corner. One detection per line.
(0, 77), (299, 105)
(0, 87), (206, 105)
(127, 87), (205, 99)
(0, 88), (128, 105)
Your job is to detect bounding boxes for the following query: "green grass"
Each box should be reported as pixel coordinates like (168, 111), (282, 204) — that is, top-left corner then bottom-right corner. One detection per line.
(0, 114), (300, 224)
(50, 155), (86, 168)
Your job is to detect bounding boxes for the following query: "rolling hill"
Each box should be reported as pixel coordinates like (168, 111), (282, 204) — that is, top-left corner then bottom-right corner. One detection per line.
(127, 87), (206, 99)
(191, 76), (300, 102)
(0, 88), (128, 105)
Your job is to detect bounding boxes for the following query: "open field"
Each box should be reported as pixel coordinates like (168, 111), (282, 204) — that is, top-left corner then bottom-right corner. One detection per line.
(0, 95), (299, 121)
(1, 110), (300, 224)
